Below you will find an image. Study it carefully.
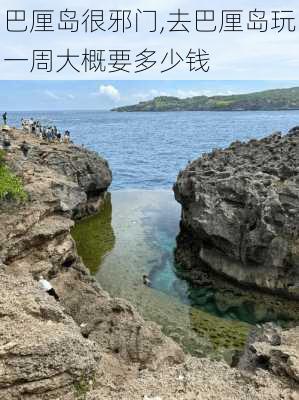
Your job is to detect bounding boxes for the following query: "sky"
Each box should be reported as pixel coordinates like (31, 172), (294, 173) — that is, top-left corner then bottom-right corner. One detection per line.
(0, 1), (298, 109)
(0, 80), (299, 110)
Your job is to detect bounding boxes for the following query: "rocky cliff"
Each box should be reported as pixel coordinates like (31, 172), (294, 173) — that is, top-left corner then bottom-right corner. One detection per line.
(0, 129), (184, 400)
(1, 128), (298, 400)
(174, 129), (299, 298)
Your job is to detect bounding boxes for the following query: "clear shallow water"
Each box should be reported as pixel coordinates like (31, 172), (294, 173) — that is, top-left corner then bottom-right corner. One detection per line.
(8, 109), (299, 189)
(72, 190), (299, 357)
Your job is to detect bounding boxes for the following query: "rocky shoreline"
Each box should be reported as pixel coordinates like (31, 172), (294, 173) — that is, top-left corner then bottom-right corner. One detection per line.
(0, 128), (298, 399)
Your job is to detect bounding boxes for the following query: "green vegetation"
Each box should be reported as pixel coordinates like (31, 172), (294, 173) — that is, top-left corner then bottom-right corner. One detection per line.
(112, 86), (299, 112)
(189, 307), (249, 352)
(0, 150), (27, 202)
(71, 194), (115, 274)
(74, 378), (91, 400)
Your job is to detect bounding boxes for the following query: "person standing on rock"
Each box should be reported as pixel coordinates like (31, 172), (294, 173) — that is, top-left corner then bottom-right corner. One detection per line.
(2, 112), (7, 125)
(64, 130), (71, 143)
(38, 276), (60, 301)
(2, 134), (11, 151)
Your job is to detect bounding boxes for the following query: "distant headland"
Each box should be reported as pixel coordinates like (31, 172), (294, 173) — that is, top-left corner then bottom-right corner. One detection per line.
(112, 86), (299, 112)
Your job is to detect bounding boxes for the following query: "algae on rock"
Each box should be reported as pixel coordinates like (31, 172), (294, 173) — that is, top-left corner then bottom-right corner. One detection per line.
(71, 193), (115, 274)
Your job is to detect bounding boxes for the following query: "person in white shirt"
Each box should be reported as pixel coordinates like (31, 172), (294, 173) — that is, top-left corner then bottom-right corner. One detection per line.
(143, 274), (151, 287)
(38, 276), (60, 301)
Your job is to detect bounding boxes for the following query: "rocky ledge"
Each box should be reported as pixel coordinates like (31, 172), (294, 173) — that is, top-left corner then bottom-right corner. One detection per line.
(0, 128), (298, 400)
(174, 128), (299, 298)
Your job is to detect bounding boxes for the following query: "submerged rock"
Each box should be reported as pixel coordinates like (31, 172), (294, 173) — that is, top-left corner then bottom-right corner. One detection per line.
(174, 130), (299, 298)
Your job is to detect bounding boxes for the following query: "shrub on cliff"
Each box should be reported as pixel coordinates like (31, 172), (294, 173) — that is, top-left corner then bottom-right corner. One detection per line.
(0, 150), (27, 201)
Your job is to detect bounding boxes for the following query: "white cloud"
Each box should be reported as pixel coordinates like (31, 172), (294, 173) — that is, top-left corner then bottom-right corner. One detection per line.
(176, 89), (237, 98)
(176, 89), (209, 98)
(132, 88), (249, 103)
(132, 89), (169, 101)
(44, 90), (76, 101)
(44, 90), (60, 100)
(98, 85), (121, 101)
(149, 89), (168, 97)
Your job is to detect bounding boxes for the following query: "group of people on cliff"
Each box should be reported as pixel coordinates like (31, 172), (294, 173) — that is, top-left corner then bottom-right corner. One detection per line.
(1, 113), (73, 158)
(21, 118), (71, 144)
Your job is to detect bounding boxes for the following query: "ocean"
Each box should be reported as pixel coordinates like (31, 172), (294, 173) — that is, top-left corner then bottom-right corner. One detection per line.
(8, 109), (299, 189)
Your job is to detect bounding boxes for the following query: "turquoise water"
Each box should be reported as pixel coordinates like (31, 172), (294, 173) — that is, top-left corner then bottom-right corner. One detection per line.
(72, 190), (299, 356)
(8, 109), (299, 189)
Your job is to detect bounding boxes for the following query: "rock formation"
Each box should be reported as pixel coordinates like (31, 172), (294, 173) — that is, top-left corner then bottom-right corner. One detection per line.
(239, 323), (299, 384)
(0, 129), (183, 399)
(0, 272), (99, 400)
(174, 129), (299, 298)
(0, 128), (298, 399)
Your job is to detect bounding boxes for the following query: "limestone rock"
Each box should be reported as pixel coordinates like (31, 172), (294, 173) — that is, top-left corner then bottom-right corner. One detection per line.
(0, 272), (99, 400)
(86, 354), (294, 400)
(53, 268), (185, 369)
(239, 323), (299, 384)
(0, 129), (185, 399)
(174, 130), (299, 297)
(3, 129), (112, 218)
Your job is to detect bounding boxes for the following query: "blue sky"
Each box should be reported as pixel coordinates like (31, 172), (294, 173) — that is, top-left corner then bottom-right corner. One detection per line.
(0, 80), (299, 110)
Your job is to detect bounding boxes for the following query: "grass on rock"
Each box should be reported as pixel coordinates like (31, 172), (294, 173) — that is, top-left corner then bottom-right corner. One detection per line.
(0, 150), (27, 202)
